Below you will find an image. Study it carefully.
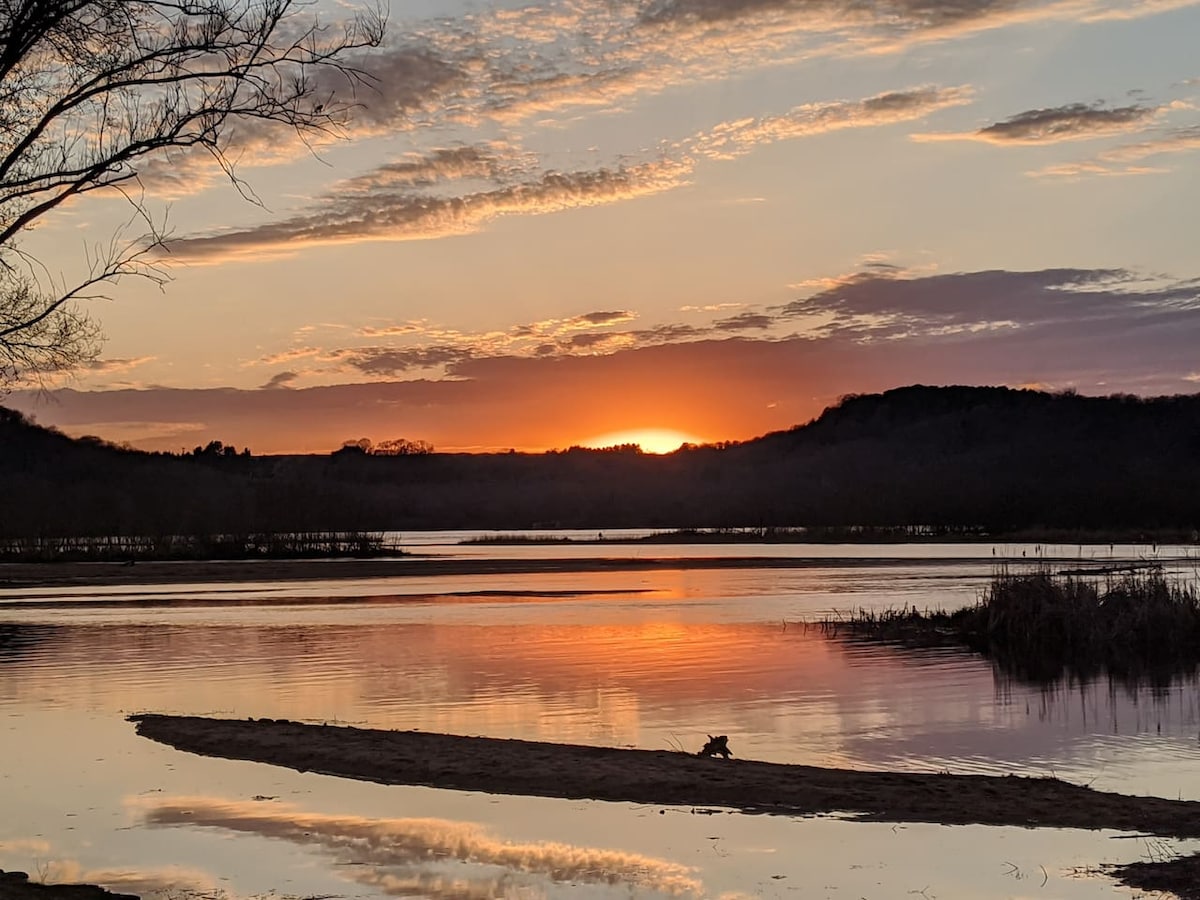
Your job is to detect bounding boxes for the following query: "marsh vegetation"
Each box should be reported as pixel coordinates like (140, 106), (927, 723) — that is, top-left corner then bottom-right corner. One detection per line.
(0, 531), (401, 563)
(821, 566), (1200, 683)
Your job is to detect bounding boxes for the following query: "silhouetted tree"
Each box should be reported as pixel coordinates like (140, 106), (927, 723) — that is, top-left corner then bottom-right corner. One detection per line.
(373, 438), (434, 456)
(0, 1), (384, 386)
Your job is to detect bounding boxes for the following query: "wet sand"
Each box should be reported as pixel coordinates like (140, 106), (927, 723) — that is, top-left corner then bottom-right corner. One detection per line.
(0, 872), (135, 900)
(132, 714), (1200, 836)
(1112, 854), (1200, 899)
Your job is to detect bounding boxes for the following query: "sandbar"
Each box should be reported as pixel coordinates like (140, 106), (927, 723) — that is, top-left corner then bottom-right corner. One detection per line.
(0, 872), (135, 900)
(131, 714), (1200, 836)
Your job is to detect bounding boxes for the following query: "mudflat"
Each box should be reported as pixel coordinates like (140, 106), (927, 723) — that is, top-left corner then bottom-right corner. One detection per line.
(0, 872), (135, 900)
(130, 714), (1200, 837)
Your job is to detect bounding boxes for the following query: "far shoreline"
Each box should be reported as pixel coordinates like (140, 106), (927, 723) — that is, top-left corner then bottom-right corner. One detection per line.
(0, 548), (1155, 591)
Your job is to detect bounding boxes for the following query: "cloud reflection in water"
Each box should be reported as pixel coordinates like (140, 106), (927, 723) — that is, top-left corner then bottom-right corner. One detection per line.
(137, 797), (704, 897)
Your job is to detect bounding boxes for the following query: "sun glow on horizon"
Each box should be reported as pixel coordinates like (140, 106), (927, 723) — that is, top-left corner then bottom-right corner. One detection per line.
(580, 428), (709, 454)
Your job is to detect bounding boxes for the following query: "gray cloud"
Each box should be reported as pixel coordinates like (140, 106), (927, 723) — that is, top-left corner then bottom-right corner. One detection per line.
(714, 312), (774, 331)
(130, 0), (1194, 206)
(577, 310), (635, 326)
(333, 145), (528, 194)
(980, 103), (1154, 141)
(916, 102), (1159, 144)
(633, 322), (709, 343)
(164, 84), (968, 263)
(329, 345), (474, 376)
(163, 159), (691, 262)
(784, 267), (1180, 325)
(636, 0), (1020, 30)
(324, 45), (468, 129)
(261, 371), (299, 390)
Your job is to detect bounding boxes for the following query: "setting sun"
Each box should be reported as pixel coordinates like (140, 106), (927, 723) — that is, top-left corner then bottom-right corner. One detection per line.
(581, 429), (708, 454)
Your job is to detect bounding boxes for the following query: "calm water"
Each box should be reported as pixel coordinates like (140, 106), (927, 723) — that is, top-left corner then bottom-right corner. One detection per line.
(2, 538), (1199, 898)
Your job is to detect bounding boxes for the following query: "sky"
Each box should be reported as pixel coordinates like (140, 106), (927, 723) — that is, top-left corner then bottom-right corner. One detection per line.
(8, 0), (1200, 453)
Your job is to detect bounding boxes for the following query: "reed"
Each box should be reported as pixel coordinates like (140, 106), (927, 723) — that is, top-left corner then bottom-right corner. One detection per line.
(821, 566), (1200, 683)
(460, 533), (576, 544)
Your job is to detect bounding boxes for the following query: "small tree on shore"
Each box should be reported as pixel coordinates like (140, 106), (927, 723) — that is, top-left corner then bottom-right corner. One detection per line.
(0, 0), (384, 386)
(374, 437), (434, 456)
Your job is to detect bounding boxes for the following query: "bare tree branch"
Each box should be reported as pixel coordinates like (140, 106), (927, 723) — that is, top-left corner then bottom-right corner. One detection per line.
(0, 0), (385, 387)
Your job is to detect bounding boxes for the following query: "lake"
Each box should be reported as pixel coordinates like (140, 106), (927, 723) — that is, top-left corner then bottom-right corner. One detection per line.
(2, 535), (1199, 898)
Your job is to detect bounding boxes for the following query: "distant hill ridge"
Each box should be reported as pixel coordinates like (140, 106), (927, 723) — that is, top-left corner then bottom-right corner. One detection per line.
(4, 385), (1200, 536)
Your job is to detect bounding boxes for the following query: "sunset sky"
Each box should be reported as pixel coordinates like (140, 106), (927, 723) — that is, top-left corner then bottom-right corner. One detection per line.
(9, 0), (1200, 453)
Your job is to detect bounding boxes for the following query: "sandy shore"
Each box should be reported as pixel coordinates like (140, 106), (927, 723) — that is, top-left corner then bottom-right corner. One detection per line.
(0, 554), (988, 590)
(132, 714), (1200, 836)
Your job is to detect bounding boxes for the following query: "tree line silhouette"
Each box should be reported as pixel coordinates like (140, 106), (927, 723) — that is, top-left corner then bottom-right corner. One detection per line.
(3, 385), (1200, 539)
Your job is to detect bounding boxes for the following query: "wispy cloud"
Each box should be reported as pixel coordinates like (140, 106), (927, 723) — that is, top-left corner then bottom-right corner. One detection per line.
(714, 312), (775, 331)
(163, 86), (966, 264)
(260, 371), (299, 389)
(1030, 122), (1200, 176)
(162, 158), (692, 263)
(326, 345), (475, 377)
(914, 101), (1160, 144)
(253, 346), (323, 366)
(692, 86), (973, 160)
(82, 356), (157, 374)
(112, 0), (1198, 213)
(778, 267), (1200, 341)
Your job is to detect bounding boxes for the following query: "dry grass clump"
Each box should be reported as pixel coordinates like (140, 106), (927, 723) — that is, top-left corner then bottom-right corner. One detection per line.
(822, 566), (1200, 683)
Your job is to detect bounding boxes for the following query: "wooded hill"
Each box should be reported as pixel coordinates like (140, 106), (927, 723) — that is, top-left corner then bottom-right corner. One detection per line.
(4, 385), (1200, 537)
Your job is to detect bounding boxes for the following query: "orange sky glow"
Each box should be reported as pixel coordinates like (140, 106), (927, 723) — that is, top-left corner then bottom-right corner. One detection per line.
(6, 0), (1200, 453)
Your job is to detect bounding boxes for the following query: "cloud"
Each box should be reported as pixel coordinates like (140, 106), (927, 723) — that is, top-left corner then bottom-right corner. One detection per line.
(714, 312), (775, 331)
(163, 85), (967, 264)
(576, 310), (636, 326)
(633, 0), (1066, 32)
(131, 42), (469, 198)
(112, 0), (1198, 208)
(261, 371), (299, 389)
(1095, 124), (1200, 161)
(162, 159), (693, 263)
(332, 144), (532, 194)
(253, 346), (323, 366)
(1029, 122), (1200, 176)
(34, 355), (160, 391)
(15, 268), (1200, 453)
(915, 102), (1159, 144)
(780, 267), (1200, 336)
(692, 86), (973, 160)
(328, 345), (474, 377)
(82, 356), (157, 373)
(136, 796), (704, 896)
